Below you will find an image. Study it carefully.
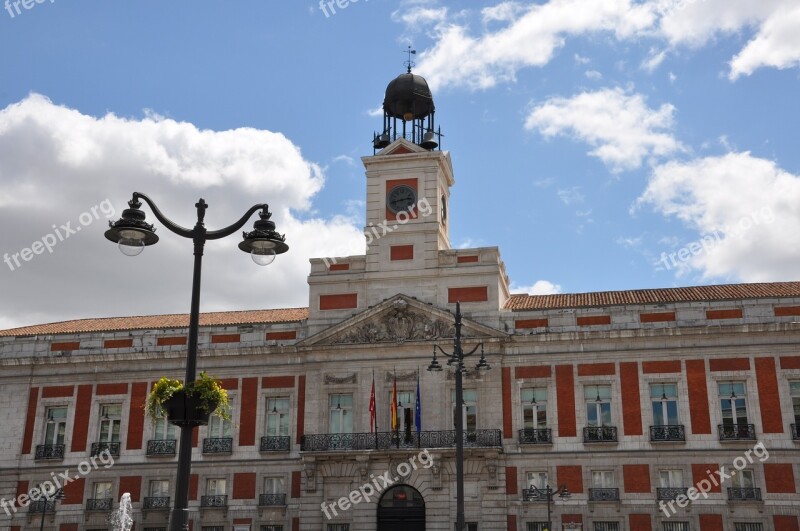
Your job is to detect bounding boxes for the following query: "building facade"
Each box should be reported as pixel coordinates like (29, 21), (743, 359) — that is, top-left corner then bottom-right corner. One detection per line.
(1, 72), (800, 531)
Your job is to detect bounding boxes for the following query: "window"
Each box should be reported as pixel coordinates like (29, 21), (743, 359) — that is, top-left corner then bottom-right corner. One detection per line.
(521, 388), (547, 429)
(208, 411), (233, 438)
(593, 523), (620, 531)
(585, 385), (612, 426)
(734, 524), (764, 531)
(93, 481), (112, 500)
(152, 416), (176, 440)
(43, 406), (67, 445)
(329, 394), (353, 434)
(527, 524), (548, 531)
(149, 480), (170, 497)
(651, 383), (679, 425)
(451, 389), (478, 431)
(202, 527), (225, 531)
(663, 523), (689, 531)
(731, 469), (755, 489)
(327, 525), (350, 531)
(719, 382), (748, 426)
(659, 469), (683, 488)
(389, 390), (416, 432)
(527, 471), (548, 490)
(206, 478), (226, 495)
(262, 527), (284, 531)
(592, 470), (614, 488)
(98, 404), (122, 443)
(264, 477), (285, 494)
(266, 397), (290, 436)
(454, 524), (478, 531)
(791, 381), (800, 424)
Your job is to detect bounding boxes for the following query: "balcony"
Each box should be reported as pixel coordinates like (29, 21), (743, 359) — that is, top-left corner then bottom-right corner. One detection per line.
(203, 437), (233, 454)
(259, 493), (287, 506)
(718, 423), (756, 441)
(657, 487), (688, 500)
(300, 429), (502, 452)
(583, 426), (618, 443)
(91, 441), (120, 457)
(518, 428), (553, 445)
(146, 439), (177, 456)
(35, 444), (65, 460)
(28, 500), (57, 513)
(200, 495), (228, 508)
(143, 497), (171, 510)
(728, 487), (762, 501)
(589, 488), (620, 501)
(260, 436), (291, 452)
(792, 424), (799, 440)
(86, 498), (113, 511)
(650, 425), (686, 442)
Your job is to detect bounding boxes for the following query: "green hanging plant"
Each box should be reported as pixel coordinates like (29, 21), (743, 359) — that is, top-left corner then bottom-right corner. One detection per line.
(146, 372), (231, 421)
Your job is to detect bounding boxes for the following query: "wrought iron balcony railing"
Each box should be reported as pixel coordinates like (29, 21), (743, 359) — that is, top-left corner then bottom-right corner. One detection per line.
(300, 429), (502, 452)
(86, 498), (113, 511)
(728, 487), (762, 501)
(657, 487), (688, 500)
(28, 500), (57, 513)
(260, 436), (291, 452)
(259, 493), (287, 506)
(200, 495), (228, 508)
(518, 428), (553, 444)
(203, 437), (233, 454)
(35, 444), (65, 460)
(143, 496), (171, 510)
(650, 425), (686, 442)
(583, 426), (618, 443)
(91, 441), (120, 457)
(792, 424), (799, 440)
(146, 439), (177, 456)
(589, 488), (620, 501)
(718, 424), (756, 441)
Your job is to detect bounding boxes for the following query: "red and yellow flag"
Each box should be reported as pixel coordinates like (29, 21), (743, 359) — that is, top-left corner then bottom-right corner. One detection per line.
(391, 372), (398, 431)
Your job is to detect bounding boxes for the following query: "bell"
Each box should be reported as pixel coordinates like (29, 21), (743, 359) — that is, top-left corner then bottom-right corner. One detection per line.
(420, 131), (438, 150)
(374, 133), (391, 149)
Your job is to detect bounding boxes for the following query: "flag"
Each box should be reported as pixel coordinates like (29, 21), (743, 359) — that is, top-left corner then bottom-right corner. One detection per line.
(391, 371), (398, 431)
(415, 370), (422, 434)
(369, 373), (376, 433)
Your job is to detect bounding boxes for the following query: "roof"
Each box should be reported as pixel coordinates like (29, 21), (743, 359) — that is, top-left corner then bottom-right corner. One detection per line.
(505, 281), (800, 311)
(0, 308), (309, 338)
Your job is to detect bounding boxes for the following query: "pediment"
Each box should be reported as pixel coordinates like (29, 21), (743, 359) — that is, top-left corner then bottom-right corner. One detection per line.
(298, 295), (507, 347)
(376, 138), (427, 156)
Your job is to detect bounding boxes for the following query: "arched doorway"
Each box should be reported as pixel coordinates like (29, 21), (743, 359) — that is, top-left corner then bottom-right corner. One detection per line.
(377, 484), (425, 531)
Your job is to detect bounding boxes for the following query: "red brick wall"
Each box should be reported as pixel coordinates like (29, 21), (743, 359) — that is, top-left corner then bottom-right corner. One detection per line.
(692, 464), (722, 493)
(59, 525), (79, 531)
(239, 377), (259, 446)
(457, 255), (479, 263)
(15, 480), (28, 508)
(576, 315), (611, 326)
(21, 387), (38, 454)
(262, 375), (295, 388)
(233, 472), (257, 499)
(189, 474), (198, 500)
(709, 357), (750, 372)
(104, 338), (133, 349)
(292, 517), (300, 531)
(623, 465), (650, 493)
(755, 357), (784, 433)
(51, 341), (80, 351)
(515, 318), (549, 329)
(127, 382), (148, 450)
(764, 464), (796, 493)
(42, 385), (74, 398)
(97, 383), (129, 395)
(642, 360), (682, 373)
(211, 334), (240, 344)
(505, 466), (517, 495)
(557, 465), (583, 493)
(291, 471), (302, 498)
(775, 306), (800, 316)
(774, 515), (800, 531)
(620, 362), (643, 435)
(515, 366), (552, 379)
(502, 367), (513, 439)
(577, 363), (616, 376)
(781, 356), (800, 369)
(157, 336), (187, 346)
(448, 286), (489, 303)
(329, 263), (350, 271)
(296, 375), (306, 444)
(62, 478), (85, 505)
(320, 293), (358, 310)
(71, 384), (94, 452)
(629, 514), (652, 531)
(118, 476), (141, 502)
(390, 244), (414, 261)
(699, 514), (724, 531)
(266, 331), (297, 340)
(640, 312), (676, 323)
(507, 515), (517, 531)
(706, 309), (742, 319)
(556, 365), (576, 437)
(686, 360), (711, 434)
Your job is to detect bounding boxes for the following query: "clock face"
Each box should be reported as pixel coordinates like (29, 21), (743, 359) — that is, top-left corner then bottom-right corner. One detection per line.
(387, 185), (417, 214)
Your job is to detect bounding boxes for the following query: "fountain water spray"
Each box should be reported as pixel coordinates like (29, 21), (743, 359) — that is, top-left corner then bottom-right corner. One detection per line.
(108, 493), (133, 531)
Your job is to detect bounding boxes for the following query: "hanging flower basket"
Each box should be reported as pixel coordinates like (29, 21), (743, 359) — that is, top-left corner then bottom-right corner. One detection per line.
(146, 372), (230, 427)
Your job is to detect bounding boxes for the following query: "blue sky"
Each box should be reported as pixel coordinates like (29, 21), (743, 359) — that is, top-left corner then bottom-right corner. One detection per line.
(1, 0), (799, 328)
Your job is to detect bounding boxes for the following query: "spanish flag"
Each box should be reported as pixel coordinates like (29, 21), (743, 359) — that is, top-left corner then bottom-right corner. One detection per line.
(391, 371), (398, 431)
(369, 373), (376, 433)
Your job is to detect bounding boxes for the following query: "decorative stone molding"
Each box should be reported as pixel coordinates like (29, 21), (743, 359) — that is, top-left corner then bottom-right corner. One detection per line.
(331, 299), (457, 344)
(324, 373), (358, 385)
(385, 370), (418, 383)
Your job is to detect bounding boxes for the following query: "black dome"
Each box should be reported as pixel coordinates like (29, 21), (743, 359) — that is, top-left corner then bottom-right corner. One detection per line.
(383, 72), (435, 121)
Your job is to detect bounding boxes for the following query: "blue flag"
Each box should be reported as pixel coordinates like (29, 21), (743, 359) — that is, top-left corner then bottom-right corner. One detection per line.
(415, 372), (422, 433)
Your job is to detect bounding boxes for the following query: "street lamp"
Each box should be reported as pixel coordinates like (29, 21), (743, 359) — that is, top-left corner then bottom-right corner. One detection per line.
(428, 302), (491, 531)
(104, 192), (288, 531)
(32, 485), (63, 531)
(524, 484), (571, 531)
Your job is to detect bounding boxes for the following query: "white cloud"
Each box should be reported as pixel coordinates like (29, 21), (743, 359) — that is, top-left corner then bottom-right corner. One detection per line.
(557, 187), (584, 205)
(482, 1), (526, 23)
(585, 70), (603, 80)
(0, 94), (364, 328)
(729, 4), (800, 79)
(392, 6), (448, 26)
(332, 154), (356, 166)
(641, 48), (667, 72)
(525, 88), (684, 172)
(637, 152), (800, 281)
(511, 280), (563, 295)
(574, 53), (591, 65)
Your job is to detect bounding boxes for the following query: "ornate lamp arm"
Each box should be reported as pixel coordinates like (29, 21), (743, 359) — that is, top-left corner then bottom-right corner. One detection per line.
(206, 204), (268, 240)
(133, 192), (195, 239)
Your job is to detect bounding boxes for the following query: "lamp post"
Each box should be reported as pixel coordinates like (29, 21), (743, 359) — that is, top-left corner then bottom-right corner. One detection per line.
(33, 485), (63, 531)
(427, 302), (491, 531)
(524, 484), (571, 531)
(104, 193), (288, 531)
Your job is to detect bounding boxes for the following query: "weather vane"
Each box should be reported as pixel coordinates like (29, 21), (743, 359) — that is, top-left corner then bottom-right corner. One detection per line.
(404, 45), (416, 73)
